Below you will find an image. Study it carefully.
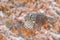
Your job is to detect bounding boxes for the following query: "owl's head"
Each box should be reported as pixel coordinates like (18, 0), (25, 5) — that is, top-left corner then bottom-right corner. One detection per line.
(25, 13), (37, 22)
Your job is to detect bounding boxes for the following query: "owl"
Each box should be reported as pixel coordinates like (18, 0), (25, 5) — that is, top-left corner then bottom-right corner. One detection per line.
(24, 12), (48, 30)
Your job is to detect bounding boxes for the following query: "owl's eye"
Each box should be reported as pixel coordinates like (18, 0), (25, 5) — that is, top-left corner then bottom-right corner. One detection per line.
(30, 14), (33, 19)
(31, 14), (33, 17)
